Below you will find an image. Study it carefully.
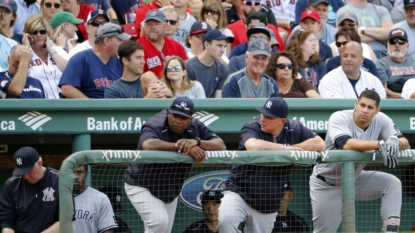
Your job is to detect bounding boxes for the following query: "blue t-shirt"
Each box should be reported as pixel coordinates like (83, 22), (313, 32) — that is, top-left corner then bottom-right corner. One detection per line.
(295, 0), (345, 27)
(228, 54), (246, 74)
(326, 56), (382, 83)
(111, 0), (139, 24)
(123, 109), (219, 203)
(82, 0), (112, 11)
(0, 71), (46, 99)
(299, 60), (327, 88)
(59, 50), (122, 98)
(224, 117), (317, 213)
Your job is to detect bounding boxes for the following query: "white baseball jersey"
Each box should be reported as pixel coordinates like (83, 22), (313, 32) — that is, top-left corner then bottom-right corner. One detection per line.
(401, 78), (415, 99)
(313, 110), (403, 185)
(261, 0), (296, 21)
(318, 66), (386, 99)
(28, 48), (64, 99)
(73, 187), (118, 233)
(68, 41), (93, 59)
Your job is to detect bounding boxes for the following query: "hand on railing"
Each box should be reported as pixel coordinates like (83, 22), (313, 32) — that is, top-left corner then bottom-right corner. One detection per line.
(378, 136), (399, 168)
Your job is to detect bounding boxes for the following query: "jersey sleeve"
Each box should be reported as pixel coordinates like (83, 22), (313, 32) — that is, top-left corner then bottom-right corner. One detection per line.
(379, 5), (392, 23)
(379, 113), (404, 140)
(318, 74), (345, 98)
(0, 180), (17, 229)
(328, 111), (353, 146)
(240, 120), (262, 149)
(270, 78), (279, 97)
(58, 54), (85, 88)
(195, 120), (218, 140)
(222, 76), (241, 98)
(137, 124), (162, 149)
(297, 122), (318, 142)
(177, 43), (188, 61)
(101, 0), (112, 11)
(98, 195), (117, 233)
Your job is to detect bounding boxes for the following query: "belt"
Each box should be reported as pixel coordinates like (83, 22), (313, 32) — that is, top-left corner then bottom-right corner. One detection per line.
(316, 174), (335, 186)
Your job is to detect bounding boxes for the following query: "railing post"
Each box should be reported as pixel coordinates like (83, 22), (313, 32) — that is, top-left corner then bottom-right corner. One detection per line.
(72, 134), (92, 186)
(342, 162), (356, 233)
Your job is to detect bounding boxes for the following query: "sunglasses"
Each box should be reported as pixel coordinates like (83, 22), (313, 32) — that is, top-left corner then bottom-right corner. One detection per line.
(166, 65), (182, 72)
(389, 39), (406, 45)
(171, 105), (192, 115)
(166, 19), (178, 25)
(203, 8), (219, 16)
(335, 41), (348, 48)
(44, 2), (61, 8)
(243, 1), (261, 6)
(89, 21), (107, 27)
(32, 29), (47, 35)
(276, 63), (293, 70)
(339, 22), (355, 28)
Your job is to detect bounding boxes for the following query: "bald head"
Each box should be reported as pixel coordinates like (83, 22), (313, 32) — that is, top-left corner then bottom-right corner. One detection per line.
(340, 41), (364, 79)
(343, 41), (363, 56)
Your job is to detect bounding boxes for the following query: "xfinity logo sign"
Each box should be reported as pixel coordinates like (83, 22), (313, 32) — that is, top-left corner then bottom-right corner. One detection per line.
(101, 150), (141, 161)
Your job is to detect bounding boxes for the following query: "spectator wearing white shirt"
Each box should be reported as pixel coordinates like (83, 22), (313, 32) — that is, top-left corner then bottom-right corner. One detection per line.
(50, 11), (83, 56)
(401, 78), (415, 99)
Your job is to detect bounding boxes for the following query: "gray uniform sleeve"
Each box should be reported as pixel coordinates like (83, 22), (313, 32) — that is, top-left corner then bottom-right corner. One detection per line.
(378, 112), (404, 140)
(98, 196), (117, 233)
(327, 111), (353, 147)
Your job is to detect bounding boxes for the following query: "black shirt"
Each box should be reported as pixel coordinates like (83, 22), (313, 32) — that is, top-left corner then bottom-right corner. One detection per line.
(225, 5), (278, 28)
(272, 210), (310, 233)
(114, 216), (132, 233)
(124, 109), (219, 203)
(0, 167), (60, 233)
(184, 219), (216, 233)
(224, 117), (317, 213)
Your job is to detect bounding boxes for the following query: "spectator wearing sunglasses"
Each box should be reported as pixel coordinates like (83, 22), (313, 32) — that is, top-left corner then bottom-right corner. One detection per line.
(59, 23), (130, 98)
(160, 7), (183, 46)
(40, 0), (62, 25)
(50, 11), (83, 55)
(68, 9), (109, 58)
(376, 28), (415, 98)
(391, 0), (415, 60)
(265, 52), (320, 98)
(13, 0), (40, 35)
(172, 0), (196, 45)
(62, 0), (96, 43)
(0, 0), (23, 44)
(163, 56), (205, 98)
(319, 41), (386, 98)
(82, 0), (119, 25)
(222, 39), (279, 98)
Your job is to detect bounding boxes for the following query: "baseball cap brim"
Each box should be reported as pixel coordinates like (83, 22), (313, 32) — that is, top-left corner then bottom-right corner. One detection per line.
(389, 35), (407, 40)
(144, 17), (165, 23)
(251, 50), (270, 57)
(115, 32), (132, 40)
(247, 28), (271, 39)
(191, 30), (208, 35)
(12, 163), (36, 176)
(215, 35), (234, 43)
(89, 14), (110, 22)
(0, 4), (13, 12)
(168, 108), (193, 118)
(255, 106), (277, 118)
(70, 18), (84, 25)
(301, 15), (320, 22)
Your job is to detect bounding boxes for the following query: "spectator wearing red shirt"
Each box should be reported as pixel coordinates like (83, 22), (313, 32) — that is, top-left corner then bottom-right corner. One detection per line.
(138, 9), (187, 78)
(63, 0), (95, 42)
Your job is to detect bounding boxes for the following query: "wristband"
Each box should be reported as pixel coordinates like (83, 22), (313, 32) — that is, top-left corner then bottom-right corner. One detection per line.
(378, 140), (384, 151)
(195, 137), (201, 147)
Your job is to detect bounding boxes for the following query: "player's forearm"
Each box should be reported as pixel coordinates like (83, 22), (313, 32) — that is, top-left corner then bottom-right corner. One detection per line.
(2, 228), (15, 233)
(385, 86), (401, 98)
(276, 20), (290, 29)
(40, 222), (59, 233)
(50, 53), (68, 72)
(214, 90), (222, 98)
(291, 136), (325, 151)
(61, 85), (88, 98)
(361, 27), (391, 41)
(342, 138), (379, 151)
(141, 139), (178, 151)
(244, 138), (286, 150)
(199, 138), (226, 151)
(398, 137), (410, 150)
(8, 65), (29, 97)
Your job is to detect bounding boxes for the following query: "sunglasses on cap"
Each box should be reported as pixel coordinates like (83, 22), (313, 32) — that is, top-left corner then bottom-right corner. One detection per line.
(335, 41), (348, 48)
(89, 21), (107, 27)
(203, 8), (219, 16)
(243, 1), (261, 6)
(166, 65), (182, 72)
(276, 63), (293, 70)
(44, 2), (61, 8)
(166, 19), (178, 25)
(389, 39), (406, 45)
(171, 105), (192, 115)
(32, 29), (47, 35)
(339, 22), (355, 28)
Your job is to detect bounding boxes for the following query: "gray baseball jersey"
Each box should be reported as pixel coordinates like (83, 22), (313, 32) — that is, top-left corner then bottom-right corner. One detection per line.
(313, 109), (403, 185)
(73, 187), (118, 233)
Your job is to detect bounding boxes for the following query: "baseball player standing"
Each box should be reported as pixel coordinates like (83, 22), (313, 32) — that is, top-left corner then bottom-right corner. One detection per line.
(218, 97), (325, 233)
(310, 90), (410, 233)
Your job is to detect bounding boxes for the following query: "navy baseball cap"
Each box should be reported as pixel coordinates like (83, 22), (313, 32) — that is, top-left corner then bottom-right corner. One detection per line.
(247, 25), (271, 40)
(404, 0), (415, 8)
(201, 190), (223, 204)
(0, 0), (17, 13)
(144, 9), (166, 23)
(283, 181), (292, 190)
(168, 97), (194, 118)
(256, 97), (289, 118)
(87, 9), (110, 23)
(13, 147), (40, 176)
(99, 186), (124, 212)
(190, 21), (212, 35)
(203, 29), (234, 43)
(248, 39), (270, 57)
(388, 28), (408, 41)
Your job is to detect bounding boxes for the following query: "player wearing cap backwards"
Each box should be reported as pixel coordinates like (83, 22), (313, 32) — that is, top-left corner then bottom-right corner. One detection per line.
(124, 97), (226, 233)
(218, 97), (325, 233)
(310, 90), (410, 233)
(0, 147), (59, 233)
(184, 190), (224, 233)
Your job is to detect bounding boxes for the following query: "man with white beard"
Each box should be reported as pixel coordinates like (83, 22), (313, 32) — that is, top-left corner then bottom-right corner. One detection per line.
(376, 28), (415, 98)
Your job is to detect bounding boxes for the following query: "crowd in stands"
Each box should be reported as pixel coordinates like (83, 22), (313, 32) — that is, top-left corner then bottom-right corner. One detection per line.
(1, 0), (415, 100)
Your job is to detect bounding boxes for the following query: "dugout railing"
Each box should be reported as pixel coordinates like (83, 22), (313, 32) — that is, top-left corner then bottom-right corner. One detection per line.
(59, 149), (415, 233)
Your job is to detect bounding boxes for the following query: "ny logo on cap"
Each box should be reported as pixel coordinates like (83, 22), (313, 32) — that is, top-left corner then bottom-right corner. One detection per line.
(116, 194), (121, 202)
(201, 22), (208, 29)
(266, 101), (272, 108)
(209, 190), (216, 196)
(150, 10), (157, 16)
(392, 29), (405, 36)
(16, 158), (22, 166)
(180, 102), (187, 108)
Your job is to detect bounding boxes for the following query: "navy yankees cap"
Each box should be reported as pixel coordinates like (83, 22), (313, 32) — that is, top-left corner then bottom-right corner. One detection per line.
(168, 97), (194, 118)
(388, 28), (408, 41)
(145, 9), (166, 23)
(283, 181), (292, 190)
(13, 147), (40, 176)
(256, 97), (289, 118)
(201, 190), (223, 204)
(203, 29), (234, 43)
(99, 186), (124, 212)
(190, 21), (212, 35)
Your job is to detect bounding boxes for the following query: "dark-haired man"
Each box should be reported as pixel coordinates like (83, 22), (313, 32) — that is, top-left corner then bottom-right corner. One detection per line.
(310, 90), (410, 233)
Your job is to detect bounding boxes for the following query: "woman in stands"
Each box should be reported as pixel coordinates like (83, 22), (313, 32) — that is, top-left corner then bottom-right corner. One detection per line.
(265, 52), (321, 98)
(50, 11), (83, 56)
(163, 56), (206, 98)
(286, 29), (326, 89)
(40, 0), (62, 26)
(0, 0), (23, 43)
(23, 15), (68, 99)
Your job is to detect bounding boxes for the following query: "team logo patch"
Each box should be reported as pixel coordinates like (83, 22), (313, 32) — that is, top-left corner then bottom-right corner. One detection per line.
(209, 190), (216, 196)
(16, 158), (22, 166)
(116, 194), (121, 202)
(42, 187), (55, 202)
(98, 9), (104, 14)
(150, 10), (157, 16)
(266, 101), (272, 108)
(180, 102), (187, 108)
(260, 42), (265, 49)
(391, 29), (405, 36)
(201, 22), (208, 29)
(307, 10), (312, 14)
(344, 11), (350, 16)
(1, 80), (7, 88)
(4, 0), (10, 3)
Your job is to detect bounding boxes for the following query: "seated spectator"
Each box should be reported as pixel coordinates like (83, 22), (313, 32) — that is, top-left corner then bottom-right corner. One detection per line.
(376, 28), (415, 98)
(13, 0), (40, 35)
(329, 11), (377, 61)
(105, 41), (171, 98)
(68, 9), (110, 58)
(163, 56), (205, 98)
(173, 0), (195, 45)
(81, 0), (118, 24)
(265, 52), (320, 98)
(222, 39), (279, 98)
(0, 16), (18, 72)
(402, 78), (415, 99)
(272, 182), (310, 233)
(23, 15), (68, 99)
(262, 0), (296, 36)
(184, 190), (223, 233)
(138, 9), (188, 78)
(50, 11), (83, 55)
(225, 0), (278, 29)
(295, 0), (344, 28)
(0, 45), (46, 98)
(199, 0), (233, 57)
(134, 0), (175, 37)
(326, 28), (381, 81)
(40, 0), (62, 25)
(62, 0), (95, 42)
(286, 29), (327, 88)
(110, 0), (138, 25)
(186, 21), (212, 58)
(186, 29), (232, 98)
(59, 23), (130, 98)
(72, 164), (118, 233)
(161, 6), (185, 51)
(0, 0), (23, 43)
(391, 0), (415, 60)
(318, 41), (386, 98)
